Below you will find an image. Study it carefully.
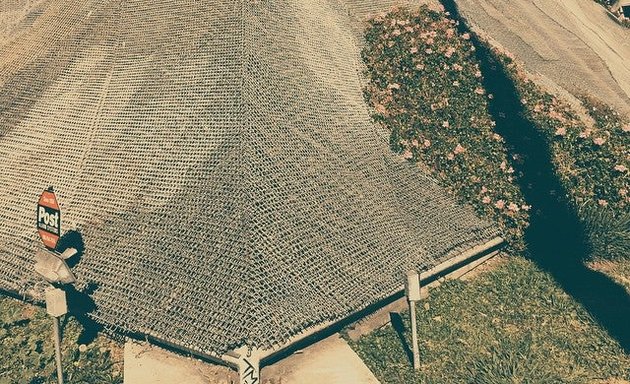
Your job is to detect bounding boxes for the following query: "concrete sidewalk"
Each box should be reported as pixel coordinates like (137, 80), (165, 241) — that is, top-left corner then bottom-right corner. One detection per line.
(123, 341), (236, 384)
(261, 334), (380, 384)
(124, 335), (380, 384)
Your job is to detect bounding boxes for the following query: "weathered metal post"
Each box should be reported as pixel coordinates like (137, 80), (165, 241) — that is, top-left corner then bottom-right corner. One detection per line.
(237, 347), (260, 384)
(405, 270), (421, 370)
(52, 316), (63, 384)
(45, 287), (68, 384)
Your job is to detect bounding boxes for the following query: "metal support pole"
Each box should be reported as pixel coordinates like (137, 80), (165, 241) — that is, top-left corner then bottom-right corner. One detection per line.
(405, 270), (421, 370)
(52, 316), (64, 384)
(409, 300), (420, 370)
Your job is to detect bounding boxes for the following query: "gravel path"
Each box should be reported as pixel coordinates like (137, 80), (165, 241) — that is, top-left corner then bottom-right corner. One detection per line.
(455, 0), (630, 115)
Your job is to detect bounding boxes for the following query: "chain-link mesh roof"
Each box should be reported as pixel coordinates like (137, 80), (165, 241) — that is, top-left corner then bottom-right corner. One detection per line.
(0, 0), (499, 356)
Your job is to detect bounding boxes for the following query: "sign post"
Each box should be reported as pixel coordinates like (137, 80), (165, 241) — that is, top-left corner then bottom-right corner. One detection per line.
(34, 187), (74, 384)
(45, 287), (67, 384)
(405, 270), (421, 370)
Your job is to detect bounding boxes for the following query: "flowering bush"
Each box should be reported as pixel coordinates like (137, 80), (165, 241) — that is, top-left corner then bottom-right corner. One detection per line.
(494, 55), (629, 212)
(492, 52), (629, 258)
(363, 6), (529, 250)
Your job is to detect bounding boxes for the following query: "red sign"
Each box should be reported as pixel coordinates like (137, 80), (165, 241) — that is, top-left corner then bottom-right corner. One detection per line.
(37, 188), (61, 249)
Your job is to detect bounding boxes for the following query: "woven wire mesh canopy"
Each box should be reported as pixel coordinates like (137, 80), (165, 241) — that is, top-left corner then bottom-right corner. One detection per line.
(0, 0), (499, 357)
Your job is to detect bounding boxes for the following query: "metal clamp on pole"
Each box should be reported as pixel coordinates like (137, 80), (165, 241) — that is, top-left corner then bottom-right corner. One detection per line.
(405, 270), (421, 370)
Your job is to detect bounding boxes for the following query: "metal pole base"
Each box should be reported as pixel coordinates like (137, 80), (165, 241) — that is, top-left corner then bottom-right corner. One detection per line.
(53, 316), (64, 384)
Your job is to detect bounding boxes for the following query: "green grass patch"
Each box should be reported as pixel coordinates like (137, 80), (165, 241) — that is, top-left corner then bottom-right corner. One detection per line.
(348, 257), (630, 383)
(0, 294), (122, 384)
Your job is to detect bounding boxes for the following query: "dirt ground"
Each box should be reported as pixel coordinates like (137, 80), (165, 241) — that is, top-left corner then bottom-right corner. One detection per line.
(455, 0), (630, 116)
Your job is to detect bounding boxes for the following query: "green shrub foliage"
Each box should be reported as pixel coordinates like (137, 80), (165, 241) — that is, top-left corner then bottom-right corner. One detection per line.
(492, 52), (629, 258)
(363, 6), (529, 250)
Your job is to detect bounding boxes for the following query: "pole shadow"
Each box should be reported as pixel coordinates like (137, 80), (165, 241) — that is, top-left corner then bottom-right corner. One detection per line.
(390, 312), (414, 365)
(441, 0), (630, 353)
(54, 230), (102, 344)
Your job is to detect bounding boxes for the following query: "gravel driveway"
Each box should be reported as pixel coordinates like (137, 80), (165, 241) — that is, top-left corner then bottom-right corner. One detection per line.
(455, 0), (630, 115)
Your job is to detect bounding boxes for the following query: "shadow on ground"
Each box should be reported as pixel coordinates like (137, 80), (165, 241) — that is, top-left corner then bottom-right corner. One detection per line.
(390, 312), (414, 365)
(55, 230), (102, 344)
(441, 0), (630, 354)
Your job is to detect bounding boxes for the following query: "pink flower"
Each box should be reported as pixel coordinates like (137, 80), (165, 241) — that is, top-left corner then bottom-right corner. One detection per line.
(405, 26), (414, 33)
(598, 199), (608, 207)
(481, 186), (488, 194)
(620, 189), (628, 197)
(614, 164), (628, 172)
(593, 137), (606, 146)
(410, 47), (418, 54)
(426, 38), (434, 45)
(388, 83), (401, 90)
(494, 200), (505, 209)
(475, 87), (485, 95)
(447, 153), (455, 161)
(622, 124), (630, 133)
(462, 33), (470, 40)
(411, 139), (419, 147)
(392, 29), (401, 36)
(402, 149), (413, 159)
(415, 64), (425, 70)
(554, 127), (566, 137)
(423, 139), (431, 148)
(474, 70), (482, 78)
(521, 204), (531, 211)
(500, 161), (507, 171)
(452, 63), (463, 71)
(425, 48), (433, 54)
(454, 144), (466, 154)
(492, 133), (503, 141)
(521, 99), (528, 105)
(482, 196), (491, 204)
(445, 47), (456, 58)
(579, 129), (591, 138)
(507, 202), (520, 212)
(442, 121), (450, 128)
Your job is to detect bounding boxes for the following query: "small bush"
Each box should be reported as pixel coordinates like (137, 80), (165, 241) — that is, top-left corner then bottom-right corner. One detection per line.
(579, 202), (630, 260)
(490, 51), (629, 258)
(363, 6), (529, 250)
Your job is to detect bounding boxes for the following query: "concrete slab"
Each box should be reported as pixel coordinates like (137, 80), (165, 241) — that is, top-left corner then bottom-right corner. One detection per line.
(261, 334), (380, 384)
(123, 340), (236, 384)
